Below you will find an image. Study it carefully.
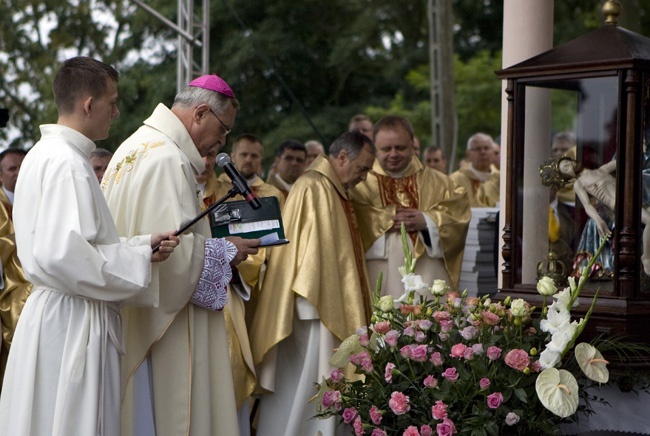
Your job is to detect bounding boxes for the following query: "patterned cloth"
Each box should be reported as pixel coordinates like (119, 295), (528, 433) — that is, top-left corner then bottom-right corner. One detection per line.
(191, 238), (237, 310)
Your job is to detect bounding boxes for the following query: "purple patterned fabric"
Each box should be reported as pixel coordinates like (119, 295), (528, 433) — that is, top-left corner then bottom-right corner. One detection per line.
(190, 238), (237, 311)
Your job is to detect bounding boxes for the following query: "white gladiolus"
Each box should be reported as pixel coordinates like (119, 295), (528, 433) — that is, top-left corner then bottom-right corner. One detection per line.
(401, 273), (428, 293)
(540, 307), (571, 334)
(538, 348), (562, 369)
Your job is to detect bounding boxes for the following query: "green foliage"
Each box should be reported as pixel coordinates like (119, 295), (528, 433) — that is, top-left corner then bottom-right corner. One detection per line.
(454, 50), (503, 159)
(4, 0), (650, 159)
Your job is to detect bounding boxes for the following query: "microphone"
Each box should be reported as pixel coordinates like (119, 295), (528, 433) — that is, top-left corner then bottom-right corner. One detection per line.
(217, 153), (262, 210)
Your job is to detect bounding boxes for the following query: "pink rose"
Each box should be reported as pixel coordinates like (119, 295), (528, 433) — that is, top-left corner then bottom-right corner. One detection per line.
(373, 320), (391, 334)
(436, 418), (457, 436)
(450, 343), (467, 358)
(463, 347), (475, 361)
(343, 407), (359, 424)
(419, 319), (433, 330)
(441, 367), (459, 382)
(530, 360), (542, 373)
(487, 392), (504, 409)
(330, 368), (344, 382)
(504, 349), (530, 372)
(423, 375), (438, 388)
(414, 330), (426, 343)
(460, 325), (478, 340)
(411, 345), (428, 362)
(369, 405), (383, 425)
(403, 426), (420, 436)
(354, 416), (365, 436)
(433, 310), (451, 322)
(403, 326), (415, 337)
(420, 424), (433, 436)
(505, 412), (520, 426)
(322, 390), (341, 408)
(486, 346), (502, 361)
(439, 320), (453, 333)
(400, 345), (412, 359)
(430, 352), (443, 366)
(431, 400), (448, 420)
(385, 362), (396, 383)
(388, 391), (410, 415)
(385, 330), (400, 347)
(357, 327), (369, 346)
(471, 343), (484, 355)
(479, 377), (490, 390)
(371, 430), (388, 436)
(481, 311), (500, 326)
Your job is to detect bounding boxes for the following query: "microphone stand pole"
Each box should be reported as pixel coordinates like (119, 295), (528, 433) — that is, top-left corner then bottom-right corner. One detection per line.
(152, 187), (240, 253)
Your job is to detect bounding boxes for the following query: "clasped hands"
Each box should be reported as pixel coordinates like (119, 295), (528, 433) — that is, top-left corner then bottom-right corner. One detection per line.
(390, 207), (426, 233)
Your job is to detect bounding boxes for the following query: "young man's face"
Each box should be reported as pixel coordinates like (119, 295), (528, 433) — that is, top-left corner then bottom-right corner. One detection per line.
(91, 79), (120, 141)
(231, 139), (263, 179)
(374, 127), (413, 174)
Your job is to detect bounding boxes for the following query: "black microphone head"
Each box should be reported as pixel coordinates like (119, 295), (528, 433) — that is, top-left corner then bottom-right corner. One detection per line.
(216, 153), (231, 169)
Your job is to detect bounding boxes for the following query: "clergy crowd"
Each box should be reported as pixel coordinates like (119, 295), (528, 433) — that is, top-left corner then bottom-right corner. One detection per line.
(0, 56), (502, 436)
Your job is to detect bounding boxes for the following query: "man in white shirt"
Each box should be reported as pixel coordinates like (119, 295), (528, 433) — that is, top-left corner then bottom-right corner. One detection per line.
(0, 56), (179, 436)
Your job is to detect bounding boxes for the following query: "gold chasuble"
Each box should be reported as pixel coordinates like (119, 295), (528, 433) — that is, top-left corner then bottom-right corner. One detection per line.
(351, 157), (470, 292)
(449, 167), (500, 208)
(250, 155), (371, 369)
(205, 172), (285, 409)
(0, 193), (32, 382)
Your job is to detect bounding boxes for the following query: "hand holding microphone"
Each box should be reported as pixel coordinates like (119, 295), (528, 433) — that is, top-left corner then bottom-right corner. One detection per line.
(217, 153), (262, 210)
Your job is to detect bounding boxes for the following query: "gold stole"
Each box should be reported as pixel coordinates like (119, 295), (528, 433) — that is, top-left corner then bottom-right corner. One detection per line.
(339, 195), (372, 325)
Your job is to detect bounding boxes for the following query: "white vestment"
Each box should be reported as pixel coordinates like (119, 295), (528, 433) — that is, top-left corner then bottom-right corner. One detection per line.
(102, 103), (239, 436)
(0, 124), (153, 436)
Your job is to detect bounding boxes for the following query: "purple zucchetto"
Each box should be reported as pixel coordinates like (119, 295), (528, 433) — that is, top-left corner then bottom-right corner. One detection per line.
(188, 74), (236, 98)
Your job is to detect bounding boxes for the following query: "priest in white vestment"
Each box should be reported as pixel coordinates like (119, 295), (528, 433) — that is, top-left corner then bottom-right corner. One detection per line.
(0, 57), (178, 436)
(102, 74), (260, 436)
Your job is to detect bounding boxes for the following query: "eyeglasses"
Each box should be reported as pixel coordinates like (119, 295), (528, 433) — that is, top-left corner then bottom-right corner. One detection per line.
(208, 108), (232, 136)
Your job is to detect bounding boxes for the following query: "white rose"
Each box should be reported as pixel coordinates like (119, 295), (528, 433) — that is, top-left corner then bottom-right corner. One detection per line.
(536, 276), (557, 296)
(377, 295), (394, 312)
(430, 279), (449, 296)
(510, 298), (528, 317)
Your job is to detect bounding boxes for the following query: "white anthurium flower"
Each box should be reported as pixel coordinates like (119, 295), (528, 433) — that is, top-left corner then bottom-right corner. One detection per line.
(575, 343), (610, 383)
(536, 368), (580, 418)
(537, 276), (558, 296)
(430, 279), (449, 296)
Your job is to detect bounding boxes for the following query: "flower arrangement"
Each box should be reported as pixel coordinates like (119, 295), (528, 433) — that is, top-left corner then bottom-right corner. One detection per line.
(314, 227), (610, 436)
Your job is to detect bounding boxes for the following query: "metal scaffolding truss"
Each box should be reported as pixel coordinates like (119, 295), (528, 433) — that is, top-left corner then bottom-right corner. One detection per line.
(132, 0), (210, 93)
